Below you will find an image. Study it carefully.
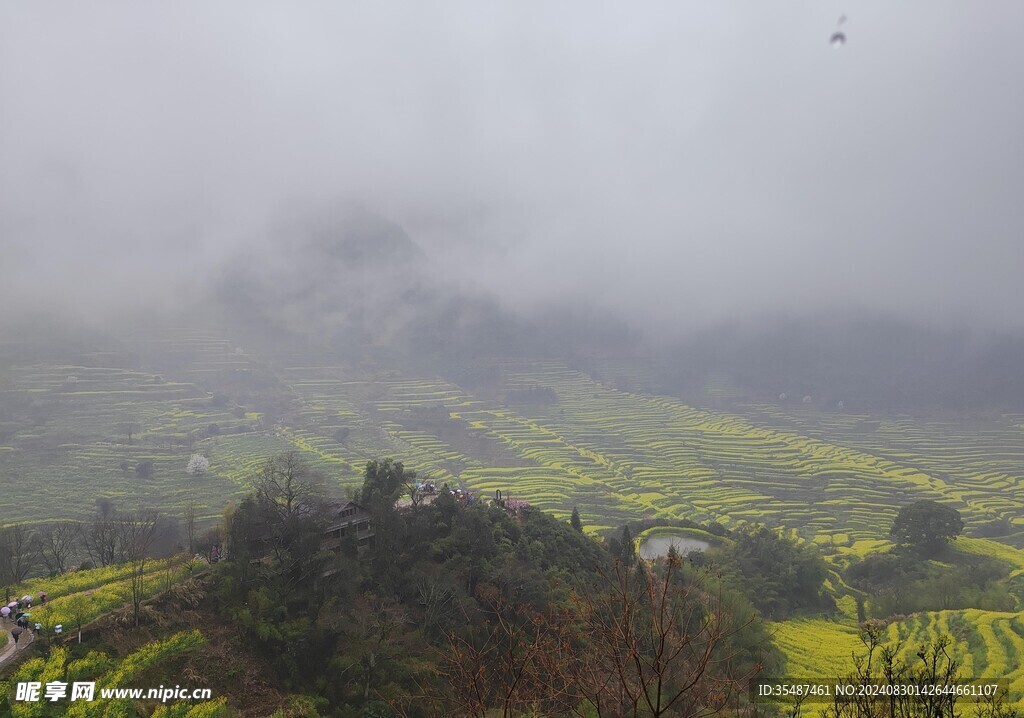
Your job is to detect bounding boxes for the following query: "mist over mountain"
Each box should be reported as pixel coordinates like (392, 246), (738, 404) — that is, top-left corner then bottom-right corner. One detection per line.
(3, 198), (1021, 415)
(658, 317), (1024, 413)
(200, 204), (640, 372)
(212, 204), (425, 345)
(3, 2), (1024, 414)
(200, 203), (1024, 413)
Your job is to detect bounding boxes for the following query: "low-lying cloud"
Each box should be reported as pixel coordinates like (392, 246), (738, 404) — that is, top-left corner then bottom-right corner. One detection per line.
(2, 2), (1023, 334)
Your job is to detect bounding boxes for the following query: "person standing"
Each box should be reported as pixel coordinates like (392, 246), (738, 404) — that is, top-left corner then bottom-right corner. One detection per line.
(11, 626), (23, 645)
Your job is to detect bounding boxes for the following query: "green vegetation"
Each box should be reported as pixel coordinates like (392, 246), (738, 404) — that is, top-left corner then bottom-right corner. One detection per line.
(890, 500), (965, 557)
(710, 525), (834, 619)
(570, 505), (583, 532)
(1, 632), (213, 718)
(846, 550), (1013, 617)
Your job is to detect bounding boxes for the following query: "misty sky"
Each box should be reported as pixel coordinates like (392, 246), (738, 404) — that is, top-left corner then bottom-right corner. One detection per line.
(2, 2), (1023, 332)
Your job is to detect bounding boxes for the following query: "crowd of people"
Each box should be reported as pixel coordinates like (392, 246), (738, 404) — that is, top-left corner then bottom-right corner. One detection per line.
(2, 591), (50, 647)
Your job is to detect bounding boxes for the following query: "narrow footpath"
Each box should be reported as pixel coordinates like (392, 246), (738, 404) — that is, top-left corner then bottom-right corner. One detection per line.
(0, 624), (34, 665)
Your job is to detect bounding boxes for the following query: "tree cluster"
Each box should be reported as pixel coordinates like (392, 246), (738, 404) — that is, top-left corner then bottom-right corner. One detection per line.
(212, 454), (778, 717)
(504, 384), (558, 405)
(889, 500), (964, 557)
(707, 525), (834, 620)
(845, 550), (1013, 617)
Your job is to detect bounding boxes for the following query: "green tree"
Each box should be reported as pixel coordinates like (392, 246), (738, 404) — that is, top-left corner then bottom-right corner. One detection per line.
(358, 459), (417, 590)
(619, 525), (635, 565)
(890, 500), (964, 557)
(358, 459), (413, 516)
(714, 525), (831, 619)
(570, 506), (583, 533)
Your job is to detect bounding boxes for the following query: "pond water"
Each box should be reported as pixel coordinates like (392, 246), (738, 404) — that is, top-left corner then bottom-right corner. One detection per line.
(638, 535), (710, 560)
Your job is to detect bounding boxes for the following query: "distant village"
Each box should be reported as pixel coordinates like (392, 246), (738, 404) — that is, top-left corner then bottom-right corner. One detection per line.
(250, 482), (531, 565)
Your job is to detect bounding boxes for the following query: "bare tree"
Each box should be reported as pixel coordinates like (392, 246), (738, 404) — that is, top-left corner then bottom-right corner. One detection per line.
(254, 452), (324, 522)
(160, 556), (182, 595)
(825, 623), (963, 718)
(120, 419), (139, 445)
(0, 525), (36, 602)
(183, 502), (197, 554)
(402, 473), (430, 511)
(417, 577), (459, 641)
(253, 452), (321, 548)
(35, 521), (81, 575)
(563, 554), (752, 718)
(239, 454), (334, 603)
(438, 586), (553, 717)
(83, 501), (124, 567)
(427, 553), (754, 717)
(123, 510), (163, 627)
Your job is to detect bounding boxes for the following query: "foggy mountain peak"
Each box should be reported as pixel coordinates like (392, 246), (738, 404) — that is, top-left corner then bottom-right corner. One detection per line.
(287, 203), (425, 267)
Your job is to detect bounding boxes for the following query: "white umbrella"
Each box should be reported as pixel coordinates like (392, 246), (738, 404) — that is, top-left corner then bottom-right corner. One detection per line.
(7, 602), (17, 609)
(1, 607), (9, 617)
(21, 596), (31, 603)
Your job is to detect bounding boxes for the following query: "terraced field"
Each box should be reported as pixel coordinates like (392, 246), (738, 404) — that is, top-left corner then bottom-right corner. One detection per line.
(259, 360), (1024, 558)
(3, 629), (221, 717)
(0, 331), (356, 522)
(11, 556), (198, 633)
(772, 607), (1024, 699)
(325, 362), (1018, 544)
(10, 335), (1023, 548)
(0, 361), (244, 523)
(739, 404), (1024, 544)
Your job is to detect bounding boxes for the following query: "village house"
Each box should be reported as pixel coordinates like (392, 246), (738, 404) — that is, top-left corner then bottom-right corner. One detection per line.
(321, 499), (375, 556)
(243, 499), (375, 568)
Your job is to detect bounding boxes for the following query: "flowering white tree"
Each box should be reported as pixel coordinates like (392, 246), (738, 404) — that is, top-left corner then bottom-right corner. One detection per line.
(186, 454), (210, 475)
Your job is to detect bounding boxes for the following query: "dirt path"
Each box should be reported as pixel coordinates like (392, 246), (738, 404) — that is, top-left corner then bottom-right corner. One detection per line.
(0, 623), (34, 665)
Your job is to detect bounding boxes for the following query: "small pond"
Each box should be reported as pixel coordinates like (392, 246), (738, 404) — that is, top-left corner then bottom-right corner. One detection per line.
(638, 534), (710, 560)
